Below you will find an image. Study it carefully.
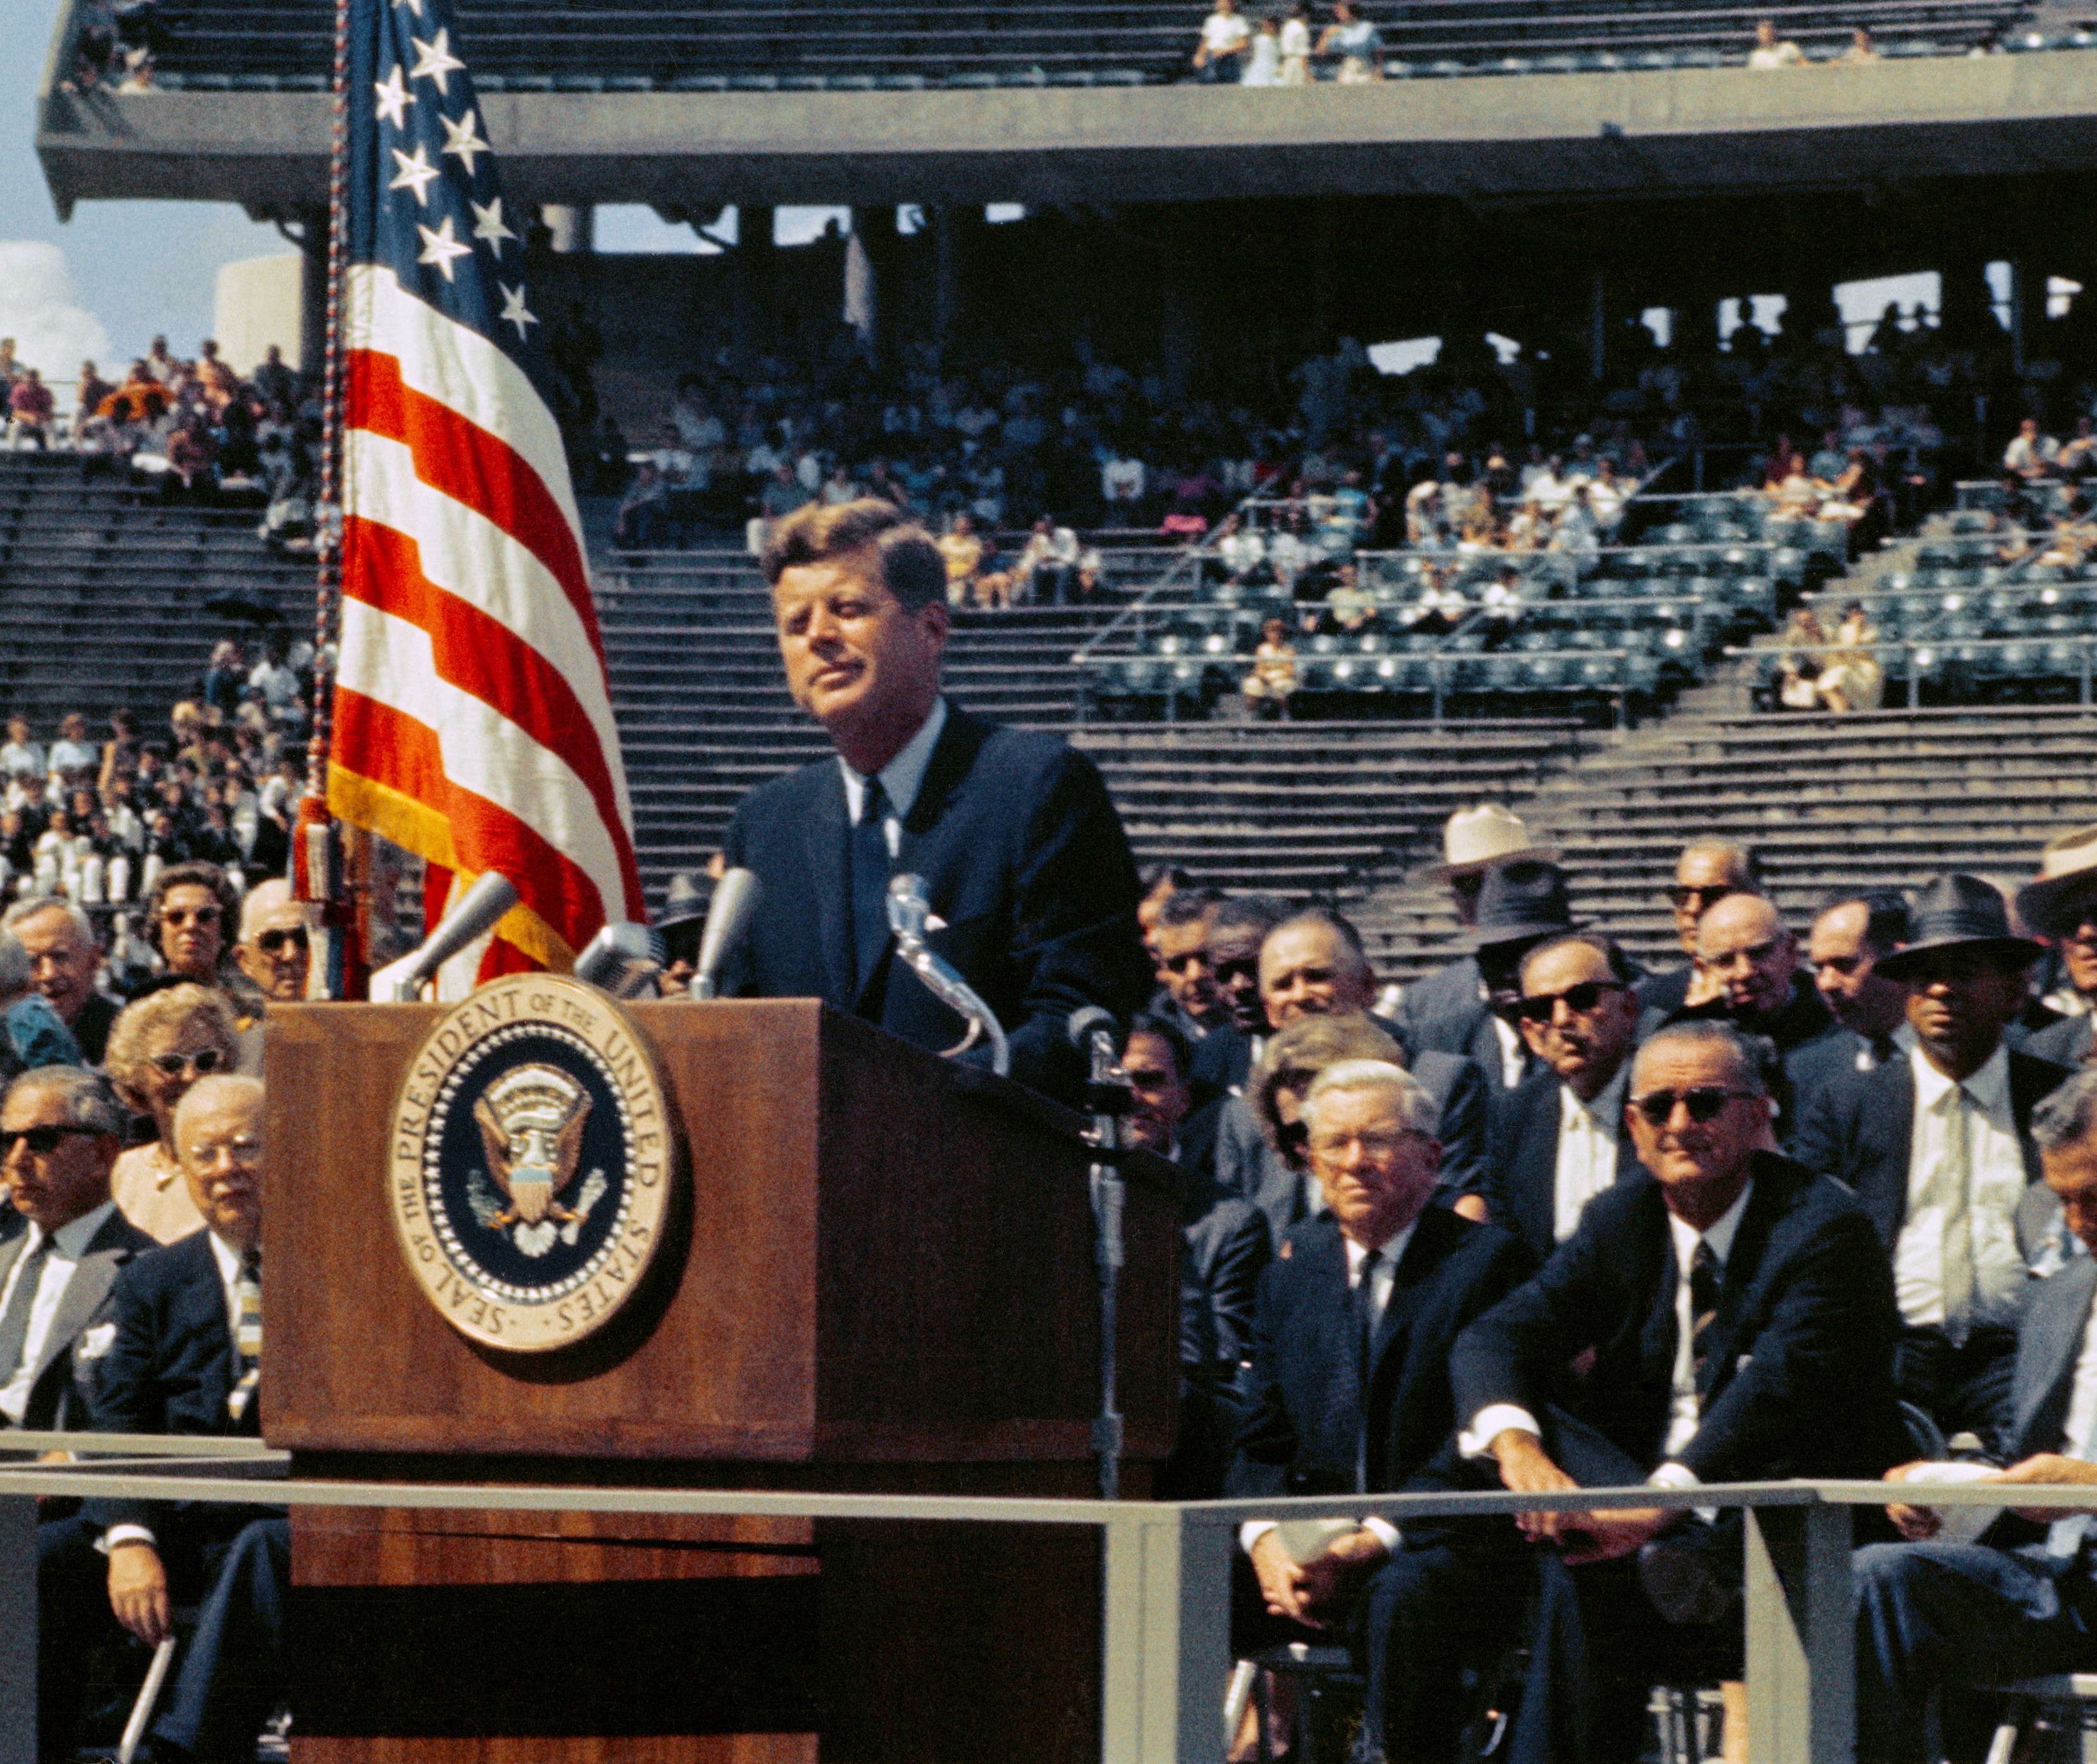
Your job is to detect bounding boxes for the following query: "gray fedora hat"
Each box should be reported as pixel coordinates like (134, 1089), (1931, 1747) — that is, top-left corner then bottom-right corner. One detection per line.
(1469, 861), (1580, 950)
(1874, 873), (2045, 980)
(655, 870), (712, 931)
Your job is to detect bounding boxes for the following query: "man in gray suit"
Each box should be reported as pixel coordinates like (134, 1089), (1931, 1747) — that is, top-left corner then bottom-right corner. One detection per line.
(1856, 1066), (2097, 1762)
(0, 1065), (157, 1431)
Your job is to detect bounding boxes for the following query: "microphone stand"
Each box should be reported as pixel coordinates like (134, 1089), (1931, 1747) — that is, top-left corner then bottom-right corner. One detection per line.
(1074, 1014), (1133, 1500)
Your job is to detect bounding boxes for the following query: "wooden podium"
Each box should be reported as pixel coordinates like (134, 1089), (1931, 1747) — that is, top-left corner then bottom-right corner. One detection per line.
(262, 997), (1181, 1763)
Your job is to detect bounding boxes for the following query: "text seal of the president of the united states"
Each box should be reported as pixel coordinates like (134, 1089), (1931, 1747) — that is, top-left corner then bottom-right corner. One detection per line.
(388, 974), (674, 1352)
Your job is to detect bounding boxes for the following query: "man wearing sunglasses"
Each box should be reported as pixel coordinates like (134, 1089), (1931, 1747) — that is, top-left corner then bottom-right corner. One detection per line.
(231, 879), (310, 1004)
(1794, 874), (2072, 1458)
(1481, 933), (1645, 1263)
(1147, 886), (1226, 1049)
(1453, 1020), (1907, 1764)
(1635, 837), (1764, 1019)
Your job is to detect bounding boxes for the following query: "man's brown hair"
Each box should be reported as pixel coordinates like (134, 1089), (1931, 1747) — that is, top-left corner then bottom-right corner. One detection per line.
(760, 499), (946, 611)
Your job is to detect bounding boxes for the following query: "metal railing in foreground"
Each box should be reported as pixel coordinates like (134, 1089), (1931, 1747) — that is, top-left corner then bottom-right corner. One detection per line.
(0, 1436), (2085, 1764)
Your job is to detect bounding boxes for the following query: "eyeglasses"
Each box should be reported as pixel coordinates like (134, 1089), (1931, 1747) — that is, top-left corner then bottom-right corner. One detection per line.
(0, 1125), (102, 1157)
(255, 927), (308, 956)
(159, 907), (221, 930)
(1630, 1087), (1759, 1126)
(1667, 884), (1737, 910)
(183, 1135), (262, 1167)
(150, 1047), (225, 1079)
(1515, 979), (1628, 1022)
(1123, 1067), (1177, 1091)
(1307, 1130), (1415, 1160)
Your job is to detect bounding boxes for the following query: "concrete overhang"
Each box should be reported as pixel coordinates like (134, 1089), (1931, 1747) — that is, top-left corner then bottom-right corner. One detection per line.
(37, 51), (2097, 219)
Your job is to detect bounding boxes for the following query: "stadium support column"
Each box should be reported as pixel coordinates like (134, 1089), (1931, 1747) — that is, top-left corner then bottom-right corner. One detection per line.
(296, 205), (327, 376)
(1589, 267), (1607, 383)
(851, 205), (902, 367)
(542, 205), (594, 254)
(735, 207), (778, 358)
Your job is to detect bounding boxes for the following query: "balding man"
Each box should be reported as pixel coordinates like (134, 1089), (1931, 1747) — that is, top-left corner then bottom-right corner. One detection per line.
(3, 900), (118, 1063)
(1455, 1022), (1907, 1763)
(1212, 909), (1489, 1225)
(1637, 837), (1764, 1019)
(232, 878), (309, 1003)
(1228, 1060), (1534, 1764)
(1647, 891), (1849, 1149)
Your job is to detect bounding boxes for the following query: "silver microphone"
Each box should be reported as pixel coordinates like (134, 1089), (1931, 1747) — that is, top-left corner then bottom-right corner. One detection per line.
(381, 872), (520, 1001)
(886, 873), (1009, 1077)
(690, 866), (760, 1001)
(574, 922), (665, 998)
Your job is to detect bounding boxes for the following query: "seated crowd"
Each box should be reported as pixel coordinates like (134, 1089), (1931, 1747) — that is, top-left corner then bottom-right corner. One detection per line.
(1132, 805), (2097, 1762)
(0, 830), (310, 1758)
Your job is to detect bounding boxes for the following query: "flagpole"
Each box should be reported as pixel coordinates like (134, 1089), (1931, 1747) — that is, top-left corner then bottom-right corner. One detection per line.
(292, 0), (367, 1000)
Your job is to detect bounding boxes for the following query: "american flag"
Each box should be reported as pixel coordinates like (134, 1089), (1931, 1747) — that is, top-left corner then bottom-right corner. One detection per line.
(330, 0), (643, 984)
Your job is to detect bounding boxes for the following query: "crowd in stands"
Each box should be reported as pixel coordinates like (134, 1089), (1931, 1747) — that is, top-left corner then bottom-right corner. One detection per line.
(61, 0), (171, 93)
(1121, 807), (2097, 1762)
(0, 333), (327, 549)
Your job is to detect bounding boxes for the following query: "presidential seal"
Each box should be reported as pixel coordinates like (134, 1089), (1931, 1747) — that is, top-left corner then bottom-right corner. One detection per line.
(388, 974), (675, 1352)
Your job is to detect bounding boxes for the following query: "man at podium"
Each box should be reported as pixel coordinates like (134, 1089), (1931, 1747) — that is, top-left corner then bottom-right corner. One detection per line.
(721, 499), (1152, 1105)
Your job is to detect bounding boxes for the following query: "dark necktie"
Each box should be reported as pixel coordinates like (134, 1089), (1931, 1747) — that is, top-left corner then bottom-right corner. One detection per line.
(227, 1248), (261, 1428)
(848, 778), (893, 1001)
(1688, 1239), (1721, 1392)
(1870, 1035), (1899, 1069)
(0, 1236), (51, 1385)
(1351, 1248), (1381, 1491)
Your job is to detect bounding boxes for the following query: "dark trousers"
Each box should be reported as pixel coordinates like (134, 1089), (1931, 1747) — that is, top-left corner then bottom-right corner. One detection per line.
(1894, 1325), (2020, 1457)
(1854, 1540), (2097, 1764)
(38, 1509), (288, 1764)
(1362, 1532), (1531, 1761)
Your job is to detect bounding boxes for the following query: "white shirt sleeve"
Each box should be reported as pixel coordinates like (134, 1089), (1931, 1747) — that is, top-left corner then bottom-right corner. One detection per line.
(1460, 1404), (1543, 1459)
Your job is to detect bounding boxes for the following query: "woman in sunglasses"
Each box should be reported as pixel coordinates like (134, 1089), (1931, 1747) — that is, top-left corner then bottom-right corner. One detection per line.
(143, 860), (246, 997)
(102, 983), (241, 1243)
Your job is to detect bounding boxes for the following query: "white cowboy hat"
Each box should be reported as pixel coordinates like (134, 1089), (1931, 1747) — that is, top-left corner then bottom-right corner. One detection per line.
(2017, 824), (2097, 939)
(1424, 804), (1558, 883)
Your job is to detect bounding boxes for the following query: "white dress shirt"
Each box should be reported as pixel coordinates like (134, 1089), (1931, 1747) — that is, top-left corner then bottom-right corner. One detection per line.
(1554, 1068), (1629, 1245)
(2060, 1297), (2097, 1463)
(838, 696), (948, 857)
(1462, 1182), (1754, 1491)
(1489, 1015), (1529, 1092)
(0, 1201), (116, 1424)
(1894, 1045), (2027, 1333)
(1241, 1221), (1418, 1558)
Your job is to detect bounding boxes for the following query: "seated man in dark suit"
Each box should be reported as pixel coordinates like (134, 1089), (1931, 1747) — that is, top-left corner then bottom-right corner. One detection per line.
(1795, 874), (2072, 1456)
(1854, 1066), (2097, 1763)
(40, 1074), (284, 1764)
(1229, 1058), (1534, 1764)
(1120, 1012), (1270, 1498)
(719, 499), (1154, 1106)
(1807, 889), (1917, 1074)
(1483, 932), (1645, 1263)
(0, 1067), (159, 1433)
(1635, 836), (1764, 1021)
(1455, 1020), (1909, 1764)
(1645, 892), (1851, 1152)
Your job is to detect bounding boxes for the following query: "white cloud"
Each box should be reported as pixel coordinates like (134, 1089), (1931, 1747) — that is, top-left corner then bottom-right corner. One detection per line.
(0, 241), (111, 377)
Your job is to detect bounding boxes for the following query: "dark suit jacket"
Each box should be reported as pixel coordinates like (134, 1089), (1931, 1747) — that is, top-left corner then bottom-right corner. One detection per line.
(2025, 1012), (2094, 1070)
(1451, 1152), (1909, 1484)
(719, 703), (1152, 1105)
(1227, 1207), (1536, 1504)
(2000, 1253), (2097, 1466)
(0, 1206), (159, 1431)
(1190, 1021), (1256, 1097)
(1634, 962), (1695, 1020)
(1182, 1189), (1271, 1378)
(1790, 1046), (2072, 1259)
(1214, 1051), (1491, 1247)
(85, 1229), (259, 1540)
(1483, 1069), (1645, 1265)
(1394, 957), (1488, 1063)
(70, 991), (121, 1067)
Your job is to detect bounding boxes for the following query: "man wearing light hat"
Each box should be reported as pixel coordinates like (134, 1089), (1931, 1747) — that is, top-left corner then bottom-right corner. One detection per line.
(1795, 874), (2072, 1452)
(2019, 826), (2097, 1069)
(1395, 805), (1559, 1096)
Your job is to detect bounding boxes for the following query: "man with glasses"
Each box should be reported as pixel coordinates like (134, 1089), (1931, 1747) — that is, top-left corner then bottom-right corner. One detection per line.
(1481, 933), (1644, 1262)
(1227, 1060), (1534, 1764)
(231, 879), (309, 1005)
(1795, 875), (2071, 1456)
(1652, 891), (1850, 1152)
(1455, 1020), (1907, 1764)
(45, 1072), (288, 1764)
(3, 899), (120, 1064)
(1189, 895), (1290, 1097)
(1637, 836), (1764, 1019)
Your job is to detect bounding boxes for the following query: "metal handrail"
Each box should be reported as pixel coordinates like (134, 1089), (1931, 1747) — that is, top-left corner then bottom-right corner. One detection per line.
(1731, 632), (2097, 706)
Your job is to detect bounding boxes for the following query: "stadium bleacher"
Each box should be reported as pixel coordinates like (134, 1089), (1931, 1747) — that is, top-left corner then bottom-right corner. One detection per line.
(99, 0), (2048, 92)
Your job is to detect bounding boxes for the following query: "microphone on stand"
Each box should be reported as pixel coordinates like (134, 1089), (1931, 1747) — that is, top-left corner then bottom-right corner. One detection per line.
(573, 922), (665, 999)
(886, 874), (1008, 1076)
(690, 867), (761, 1000)
(369, 873), (520, 1002)
(1067, 1003), (1129, 1501)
